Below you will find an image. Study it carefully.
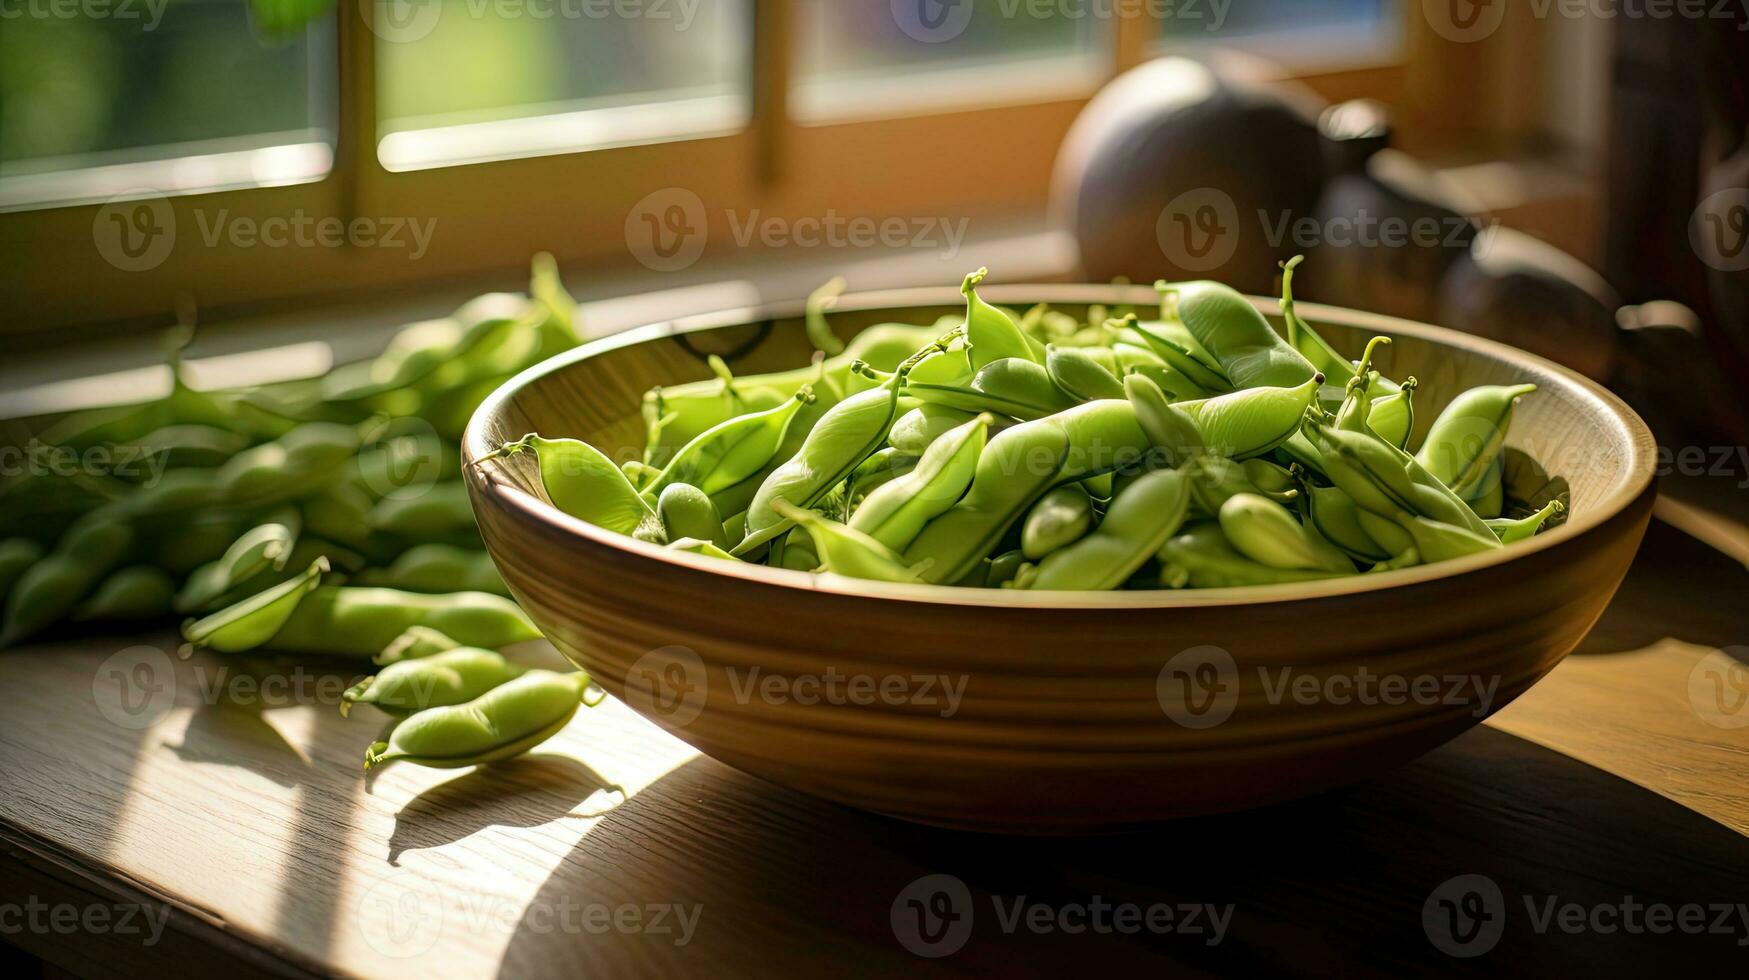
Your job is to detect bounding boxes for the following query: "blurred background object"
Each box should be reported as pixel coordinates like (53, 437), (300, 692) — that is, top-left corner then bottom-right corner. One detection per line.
(2, 0), (1746, 454)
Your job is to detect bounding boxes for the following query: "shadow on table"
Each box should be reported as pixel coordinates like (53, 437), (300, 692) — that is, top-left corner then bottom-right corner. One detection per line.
(1578, 518), (1749, 662)
(387, 754), (624, 864)
(497, 725), (1749, 978)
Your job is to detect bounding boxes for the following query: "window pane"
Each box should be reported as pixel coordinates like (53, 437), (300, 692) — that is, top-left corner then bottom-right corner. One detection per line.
(0, 0), (334, 208)
(1156, 0), (1400, 65)
(794, 0), (1104, 122)
(1167, 0), (1391, 37)
(375, 0), (752, 171)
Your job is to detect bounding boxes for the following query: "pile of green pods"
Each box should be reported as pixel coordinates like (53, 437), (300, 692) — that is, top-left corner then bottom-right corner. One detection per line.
(496, 258), (1568, 591)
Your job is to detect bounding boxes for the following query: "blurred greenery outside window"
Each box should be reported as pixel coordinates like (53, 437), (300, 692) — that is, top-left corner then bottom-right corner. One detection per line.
(0, 0), (1399, 208)
(0, 0), (336, 207)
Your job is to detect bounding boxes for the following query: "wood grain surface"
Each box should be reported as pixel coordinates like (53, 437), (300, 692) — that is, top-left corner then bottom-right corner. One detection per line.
(1, 517), (1745, 977)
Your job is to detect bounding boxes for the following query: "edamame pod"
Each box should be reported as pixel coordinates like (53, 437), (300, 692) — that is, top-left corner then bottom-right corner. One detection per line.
(267, 586), (540, 658)
(1162, 280), (1316, 390)
(354, 545), (509, 596)
(0, 517), (134, 647)
(963, 268), (1045, 368)
(643, 388), (815, 499)
(973, 358), (1081, 416)
(772, 500), (927, 583)
(657, 483), (728, 550)
(1020, 485), (1095, 560)
(1218, 494), (1354, 573)
(0, 539), (45, 602)
(1046, 345), (1125, 401)
(364, 669), (594, 770)
(1304, 483), (1391, 563)
(1020, 469), (1190, 590)
(367, 481), (475, 539)
(1366, 377), (1418, 449)
(174, 509), (301, 613)
(1487, 499), (1566, 543)
(342, 647), (525, 717)
(667, 538), (741, 561)
(72, 565), (176, 622)
(375, 625), (461, 665)
(1173, 374), (1323, 459)
(850, 414), (990, 552)
(215, 421), (362, 507)
(182, 557), (329, 655)
(740, 338), (950, 553)
(1415, 383), (1538, 505)
(888, 404), (977, 455)
(1158, 523), (1347, 589)
(483, 434), (661, 541)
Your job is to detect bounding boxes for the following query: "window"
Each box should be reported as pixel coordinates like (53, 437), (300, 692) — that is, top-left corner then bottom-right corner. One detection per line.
(3, 0), (1433, 335)
(0, 1), (335, 208)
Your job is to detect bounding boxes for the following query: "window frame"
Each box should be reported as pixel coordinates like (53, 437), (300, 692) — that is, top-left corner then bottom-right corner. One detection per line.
(2, 0), (1479, 336)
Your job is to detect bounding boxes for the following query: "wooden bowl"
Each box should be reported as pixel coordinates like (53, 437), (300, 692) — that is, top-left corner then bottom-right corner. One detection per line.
(463, 286), (1656, 834)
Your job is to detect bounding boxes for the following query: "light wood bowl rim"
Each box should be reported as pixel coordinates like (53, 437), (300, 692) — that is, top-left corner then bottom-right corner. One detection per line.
(464, 284), (1656, 609)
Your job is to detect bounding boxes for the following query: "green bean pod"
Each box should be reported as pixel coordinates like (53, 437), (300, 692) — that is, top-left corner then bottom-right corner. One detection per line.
(739, 339), (949, 554)
(1173, 373), (1324, 459)
(1125, 374), (1205, 466)
(1303, 483), (1392, 563)
(1159, 523), (1348, 589)
(1046, 345), (1126, 401)
(354, 545), (509, 596)
(266, 586), (540, 658)
(1126, 315), (1232, 394)
(367, 481), (476, 539)
(375, 625), (461, 665)
(1487, 499), (1566, 544)
(1161, 279), (1317, 390)
(128, 424), (252, 470)
(214, 421), (362, 507)
(1366, 377), (1418, 449)
(484, 434), (661, 541)
(1415, 383), (1538, 505)
(973, 358), (1081, 415)
(364, 669), (593, 770)
(0, 538), (46, 602)
(342, 647), (526, 717)
(903, 400), (1147, 584)
(0, 516), (135, 647)
(73, 566), (176, 622)
(174, 509), (301, 613)
(888, 404), (978, 455)
(182, 558), (329, 654)
(643, 387), (815, 499)
(1218, 493), (1354, 573)
(667, 538), (741, 561)
(1020, 485), (1095, 560)
(850, 414), (990, 552)
(656, 483), (729, 550)
(772, 500), (926, 583)
(1020, 469), (1190, 590)
(1302, 415), (1497, 540)
(963, 268), (1045, 369)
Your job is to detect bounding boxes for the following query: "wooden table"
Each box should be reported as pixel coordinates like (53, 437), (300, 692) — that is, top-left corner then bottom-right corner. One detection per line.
(3, 515), (1746, 978)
